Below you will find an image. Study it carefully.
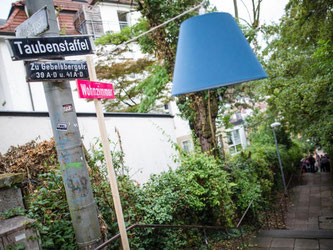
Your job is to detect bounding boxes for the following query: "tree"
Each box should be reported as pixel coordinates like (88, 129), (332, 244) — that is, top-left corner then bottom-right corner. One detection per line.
(135, 0), (226, 156)
(95, 22), (171, 113)
(96, 56), (155, 112)
(96, 0), (265, 157)
(261, 0), (333, 152)
(136, 0), (267, 157)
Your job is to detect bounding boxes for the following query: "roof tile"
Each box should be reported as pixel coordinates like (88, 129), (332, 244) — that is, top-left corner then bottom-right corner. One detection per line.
(0, 0), (122, 35)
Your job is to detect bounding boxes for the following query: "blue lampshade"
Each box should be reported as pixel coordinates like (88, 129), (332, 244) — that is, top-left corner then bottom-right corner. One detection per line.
(171, 12), (267, 96)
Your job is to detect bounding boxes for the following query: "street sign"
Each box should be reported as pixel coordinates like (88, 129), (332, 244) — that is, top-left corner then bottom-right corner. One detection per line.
(26, 60), (89, 82)
(6, 36), (94, 61)
(15, 6), (49, 38)
(77, 79), (115, 99)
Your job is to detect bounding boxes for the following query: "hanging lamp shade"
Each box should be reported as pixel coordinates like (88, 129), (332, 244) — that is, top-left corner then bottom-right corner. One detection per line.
(171, 12), (267, 96)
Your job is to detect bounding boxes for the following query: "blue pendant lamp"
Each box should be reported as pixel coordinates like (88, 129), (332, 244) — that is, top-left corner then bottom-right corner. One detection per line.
(171, 12), (267, 96)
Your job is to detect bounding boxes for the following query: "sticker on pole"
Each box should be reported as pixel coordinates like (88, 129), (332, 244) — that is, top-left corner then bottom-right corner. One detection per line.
(77, 79), (115, 99)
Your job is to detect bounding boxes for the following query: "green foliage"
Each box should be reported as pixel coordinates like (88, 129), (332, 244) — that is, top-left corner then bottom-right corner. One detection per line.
(88, 140), (143, 249)
(229, 157), (264, 212)
(95, 17), (172, 113)
(6, 243), (25, 250)
(0, 207), (25, 220)
(242, 118), (305, 193)
(137, 64), (171, 112)
(261, 0), (333, 151)
(129, 149), (235, 249)
(96, 57), (156, 112)
(27, 170), (76, 250)
(135, 0), (199, 71)
(95, 19), (149, 46)
(21, 131), (304, 249)
(176, 151), (235, 225)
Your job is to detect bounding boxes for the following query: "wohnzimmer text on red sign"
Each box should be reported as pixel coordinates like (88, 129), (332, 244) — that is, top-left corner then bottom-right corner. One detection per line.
(77, 79), (115, 99)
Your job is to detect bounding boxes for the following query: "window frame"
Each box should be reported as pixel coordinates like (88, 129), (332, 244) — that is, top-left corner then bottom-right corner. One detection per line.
(226, 129), (242, 154)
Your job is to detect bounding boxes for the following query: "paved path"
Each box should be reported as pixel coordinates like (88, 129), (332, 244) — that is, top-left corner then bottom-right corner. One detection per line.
(249, 172), (333, 249)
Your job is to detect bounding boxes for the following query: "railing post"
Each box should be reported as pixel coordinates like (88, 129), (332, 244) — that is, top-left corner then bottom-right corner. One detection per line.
(265, 209), (270, 229)
(203, 229), (209, 247)
(280, 202), (285, 227)
(238, 227), (245, 248)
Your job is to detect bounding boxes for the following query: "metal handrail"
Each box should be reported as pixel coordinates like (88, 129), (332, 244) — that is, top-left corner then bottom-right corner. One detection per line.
(94, 170), (303, 250)
(95, 223), (233, 250)
(95, 224), (136, 250)
(237, 200), (253, 228)
(94, 199), (256, 250)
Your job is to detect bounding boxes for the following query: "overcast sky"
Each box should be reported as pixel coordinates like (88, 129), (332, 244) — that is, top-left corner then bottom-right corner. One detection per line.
(1, 0), (289, 24)
(0, 0), (16, 20)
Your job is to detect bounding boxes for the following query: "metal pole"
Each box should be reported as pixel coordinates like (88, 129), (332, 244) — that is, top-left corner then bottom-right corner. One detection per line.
(24, 1), (102, 248)
(272, 128), (288, 195)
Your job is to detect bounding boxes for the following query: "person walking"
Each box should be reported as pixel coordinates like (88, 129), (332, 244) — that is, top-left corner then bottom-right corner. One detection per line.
(315, 151), (321, 172)
(308, 154), (316, 173)
(321, 154), (331, 172)
(320, 155), (325, 172)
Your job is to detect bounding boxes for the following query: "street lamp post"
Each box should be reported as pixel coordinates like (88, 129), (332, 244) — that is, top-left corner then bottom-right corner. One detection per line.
(271, 122), (288, 196)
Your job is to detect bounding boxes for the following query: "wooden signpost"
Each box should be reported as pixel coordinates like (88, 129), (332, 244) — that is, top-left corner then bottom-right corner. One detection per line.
(81, 56), (130, 250)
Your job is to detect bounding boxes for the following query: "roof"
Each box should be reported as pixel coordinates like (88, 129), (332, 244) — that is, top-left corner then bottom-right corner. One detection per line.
(0, 1), (26, 34)
(92, 0), (136, 5)
(0, 0), (115, 35)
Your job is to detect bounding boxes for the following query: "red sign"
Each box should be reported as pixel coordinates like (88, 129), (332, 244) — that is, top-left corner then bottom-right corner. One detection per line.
(77, 79), (115, 99)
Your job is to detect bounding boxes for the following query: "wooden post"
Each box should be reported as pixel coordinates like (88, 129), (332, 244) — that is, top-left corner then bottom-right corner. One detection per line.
(86, 56), (130, 250)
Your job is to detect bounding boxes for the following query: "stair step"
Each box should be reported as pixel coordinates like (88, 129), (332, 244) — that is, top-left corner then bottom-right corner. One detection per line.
(258, 229), (333, 239)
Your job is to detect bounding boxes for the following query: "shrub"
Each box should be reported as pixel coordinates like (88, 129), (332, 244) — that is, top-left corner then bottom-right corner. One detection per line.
(129, 149), (236, 249)
(27, 170), (76, 249)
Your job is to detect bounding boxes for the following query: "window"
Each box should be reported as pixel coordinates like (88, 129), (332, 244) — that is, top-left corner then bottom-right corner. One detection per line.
(182, 140), (191, 152)
(164, 103), (169, 110)
(235, 112), (242, 121)
(226, 129), (242, 154)
(117, 12), (128, 30)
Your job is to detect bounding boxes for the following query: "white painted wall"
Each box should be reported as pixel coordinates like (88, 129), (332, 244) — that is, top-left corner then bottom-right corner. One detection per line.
(0, 113), (179, 183)
(168, 101), (192, 138)
(24, 78), (97, 112)
(0, 37), (32, 111)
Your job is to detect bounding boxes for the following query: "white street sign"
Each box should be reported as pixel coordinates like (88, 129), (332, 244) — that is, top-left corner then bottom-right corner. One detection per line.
(15, 6), (49, 38)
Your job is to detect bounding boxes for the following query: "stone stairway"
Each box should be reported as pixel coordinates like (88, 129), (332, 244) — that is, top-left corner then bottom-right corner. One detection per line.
(249, 173), (333, 249)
